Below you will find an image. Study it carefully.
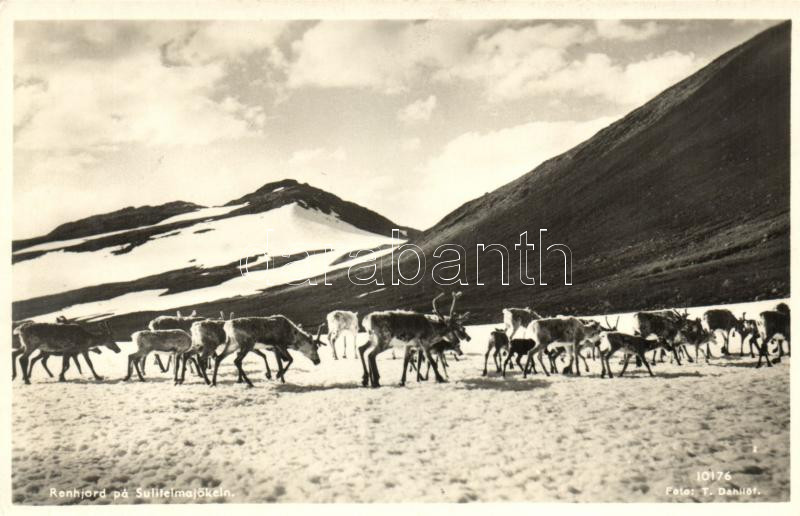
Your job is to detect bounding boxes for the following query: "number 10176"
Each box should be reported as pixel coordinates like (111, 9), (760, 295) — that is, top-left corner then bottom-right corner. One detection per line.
(696, 471), (732, 482)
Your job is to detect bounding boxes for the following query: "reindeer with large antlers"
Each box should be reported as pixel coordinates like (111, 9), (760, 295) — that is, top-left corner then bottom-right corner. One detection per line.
(361, 291), (471, 388)
(212, 316), (324, 387)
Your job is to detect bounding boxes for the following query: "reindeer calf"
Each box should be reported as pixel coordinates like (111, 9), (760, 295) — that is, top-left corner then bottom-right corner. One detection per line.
(125, 330), (196, 384)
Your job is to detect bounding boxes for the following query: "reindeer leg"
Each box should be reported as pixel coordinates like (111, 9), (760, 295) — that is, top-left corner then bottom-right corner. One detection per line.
(342, 335), (347, 359)
(502, 351), (513, 377)
(494, 348), (502, 373)
(173, 352), (182, 385)
(233, 349), (253, 388)
(124, 352), (136, 381)
(538, 349), (551, 377)
(600, 351), (609, 378)
(650, 348), (657, 366)
(416, 348), (426, 380)
(12, 348), (23, 380)
(483, 345), (492, 376)
(424, 348), (446, 383)
(193, 355), (210, 384)
(329, 333), (338, 360)
(251, 349), (272, 379)
(516, 353), (525, 373)
(211, 350), (230, 386)
(180, 353), (189, 384)
(154, 354), (168, 373)
(618, 354), (632, 378)
(72, 354), (84, 375)
(59, 355), (70, 382)
(400, 347), (412, 386)
(579, 351), (590, 373)
(439, 352), (449, 379)
(359, 342), (372, 387)
(640, 353), (655, 377)
(419, 350), (429, 381)
(368, 347), (381, 387)
(758, 334), (774, 368)
(275, 346), (293, 383)
(27, 352), (44, 379)
(41, 354), (55, 378)
(81, 350), (103, 381)
(669, 340), (683, 366)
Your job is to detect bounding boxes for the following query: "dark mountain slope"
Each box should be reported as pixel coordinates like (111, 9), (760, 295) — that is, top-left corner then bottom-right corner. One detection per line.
(223, 179), (420, 239)
(13, 201), (202, 252)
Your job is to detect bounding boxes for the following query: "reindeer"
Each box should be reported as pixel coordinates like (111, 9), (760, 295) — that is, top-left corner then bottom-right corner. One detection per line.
(482, 328), (509, 376)
(362, 292), (470, 388)
(16, 321), (120, 384)
(23, 316), (105, 380)
(633, 310), (691, 365)
(124, 329), (202, 384)
(598, 332), (673, 378)
(11, 320), (34, 380)
(675, 317), (713, 363)
(702, 309), (748, 355)
(326, 310), (359, 360)
(753, 310), (790, 368)
(405, 338), (465, 383)
(146, 310), (204, 373)
(522, 317), (603, 377)
(212, 316), (324, 387)
(544, 317), (618, 374)
(502, 307), (542, 340)
(502, 338), (538, 377)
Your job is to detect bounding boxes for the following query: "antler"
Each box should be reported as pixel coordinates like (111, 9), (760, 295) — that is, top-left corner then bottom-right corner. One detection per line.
(603, 315), (619, 331)
(449, 291), (462, 319)
(315, 323), (325, 343)
(432, 292), (446, 321)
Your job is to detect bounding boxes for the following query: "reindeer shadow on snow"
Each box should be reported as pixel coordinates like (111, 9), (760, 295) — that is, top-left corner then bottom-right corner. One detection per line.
(458, 377), (550, 392)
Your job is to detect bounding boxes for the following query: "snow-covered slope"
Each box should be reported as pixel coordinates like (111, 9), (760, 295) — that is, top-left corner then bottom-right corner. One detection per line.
(12, 181), (413, 321)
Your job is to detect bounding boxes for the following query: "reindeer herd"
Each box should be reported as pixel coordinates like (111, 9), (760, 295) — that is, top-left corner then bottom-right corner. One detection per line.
(10, 295), (791, 388)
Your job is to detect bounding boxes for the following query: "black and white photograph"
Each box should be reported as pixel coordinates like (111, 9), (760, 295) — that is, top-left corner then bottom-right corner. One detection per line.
(2, 0), (796, 510)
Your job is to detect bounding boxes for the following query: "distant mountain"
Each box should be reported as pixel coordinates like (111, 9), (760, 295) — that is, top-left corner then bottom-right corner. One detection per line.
(12, 179), (417, 322)
(222, 179), (419, 239)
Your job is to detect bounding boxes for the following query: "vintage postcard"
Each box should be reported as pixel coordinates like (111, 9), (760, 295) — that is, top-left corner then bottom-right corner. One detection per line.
(1, 0), (796, 513)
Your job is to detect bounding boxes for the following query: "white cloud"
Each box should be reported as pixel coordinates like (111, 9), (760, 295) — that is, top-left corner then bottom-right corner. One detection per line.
(287, 20), (495, 93)
(159, 21), (288, 67)
(595, 20), (665, 41)
(435, 22), (703, 105)
(401, 137), (422, 152)
(409, 117), (618, 228)
(289, 147), (347, 167)
(527, 51), (707, 106)
(14, 23), (284, 153)
(398, 95), (437, 124)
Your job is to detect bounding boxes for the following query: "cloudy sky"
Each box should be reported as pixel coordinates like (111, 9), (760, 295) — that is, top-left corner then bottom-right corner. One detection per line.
(13, 19), (777, 238)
